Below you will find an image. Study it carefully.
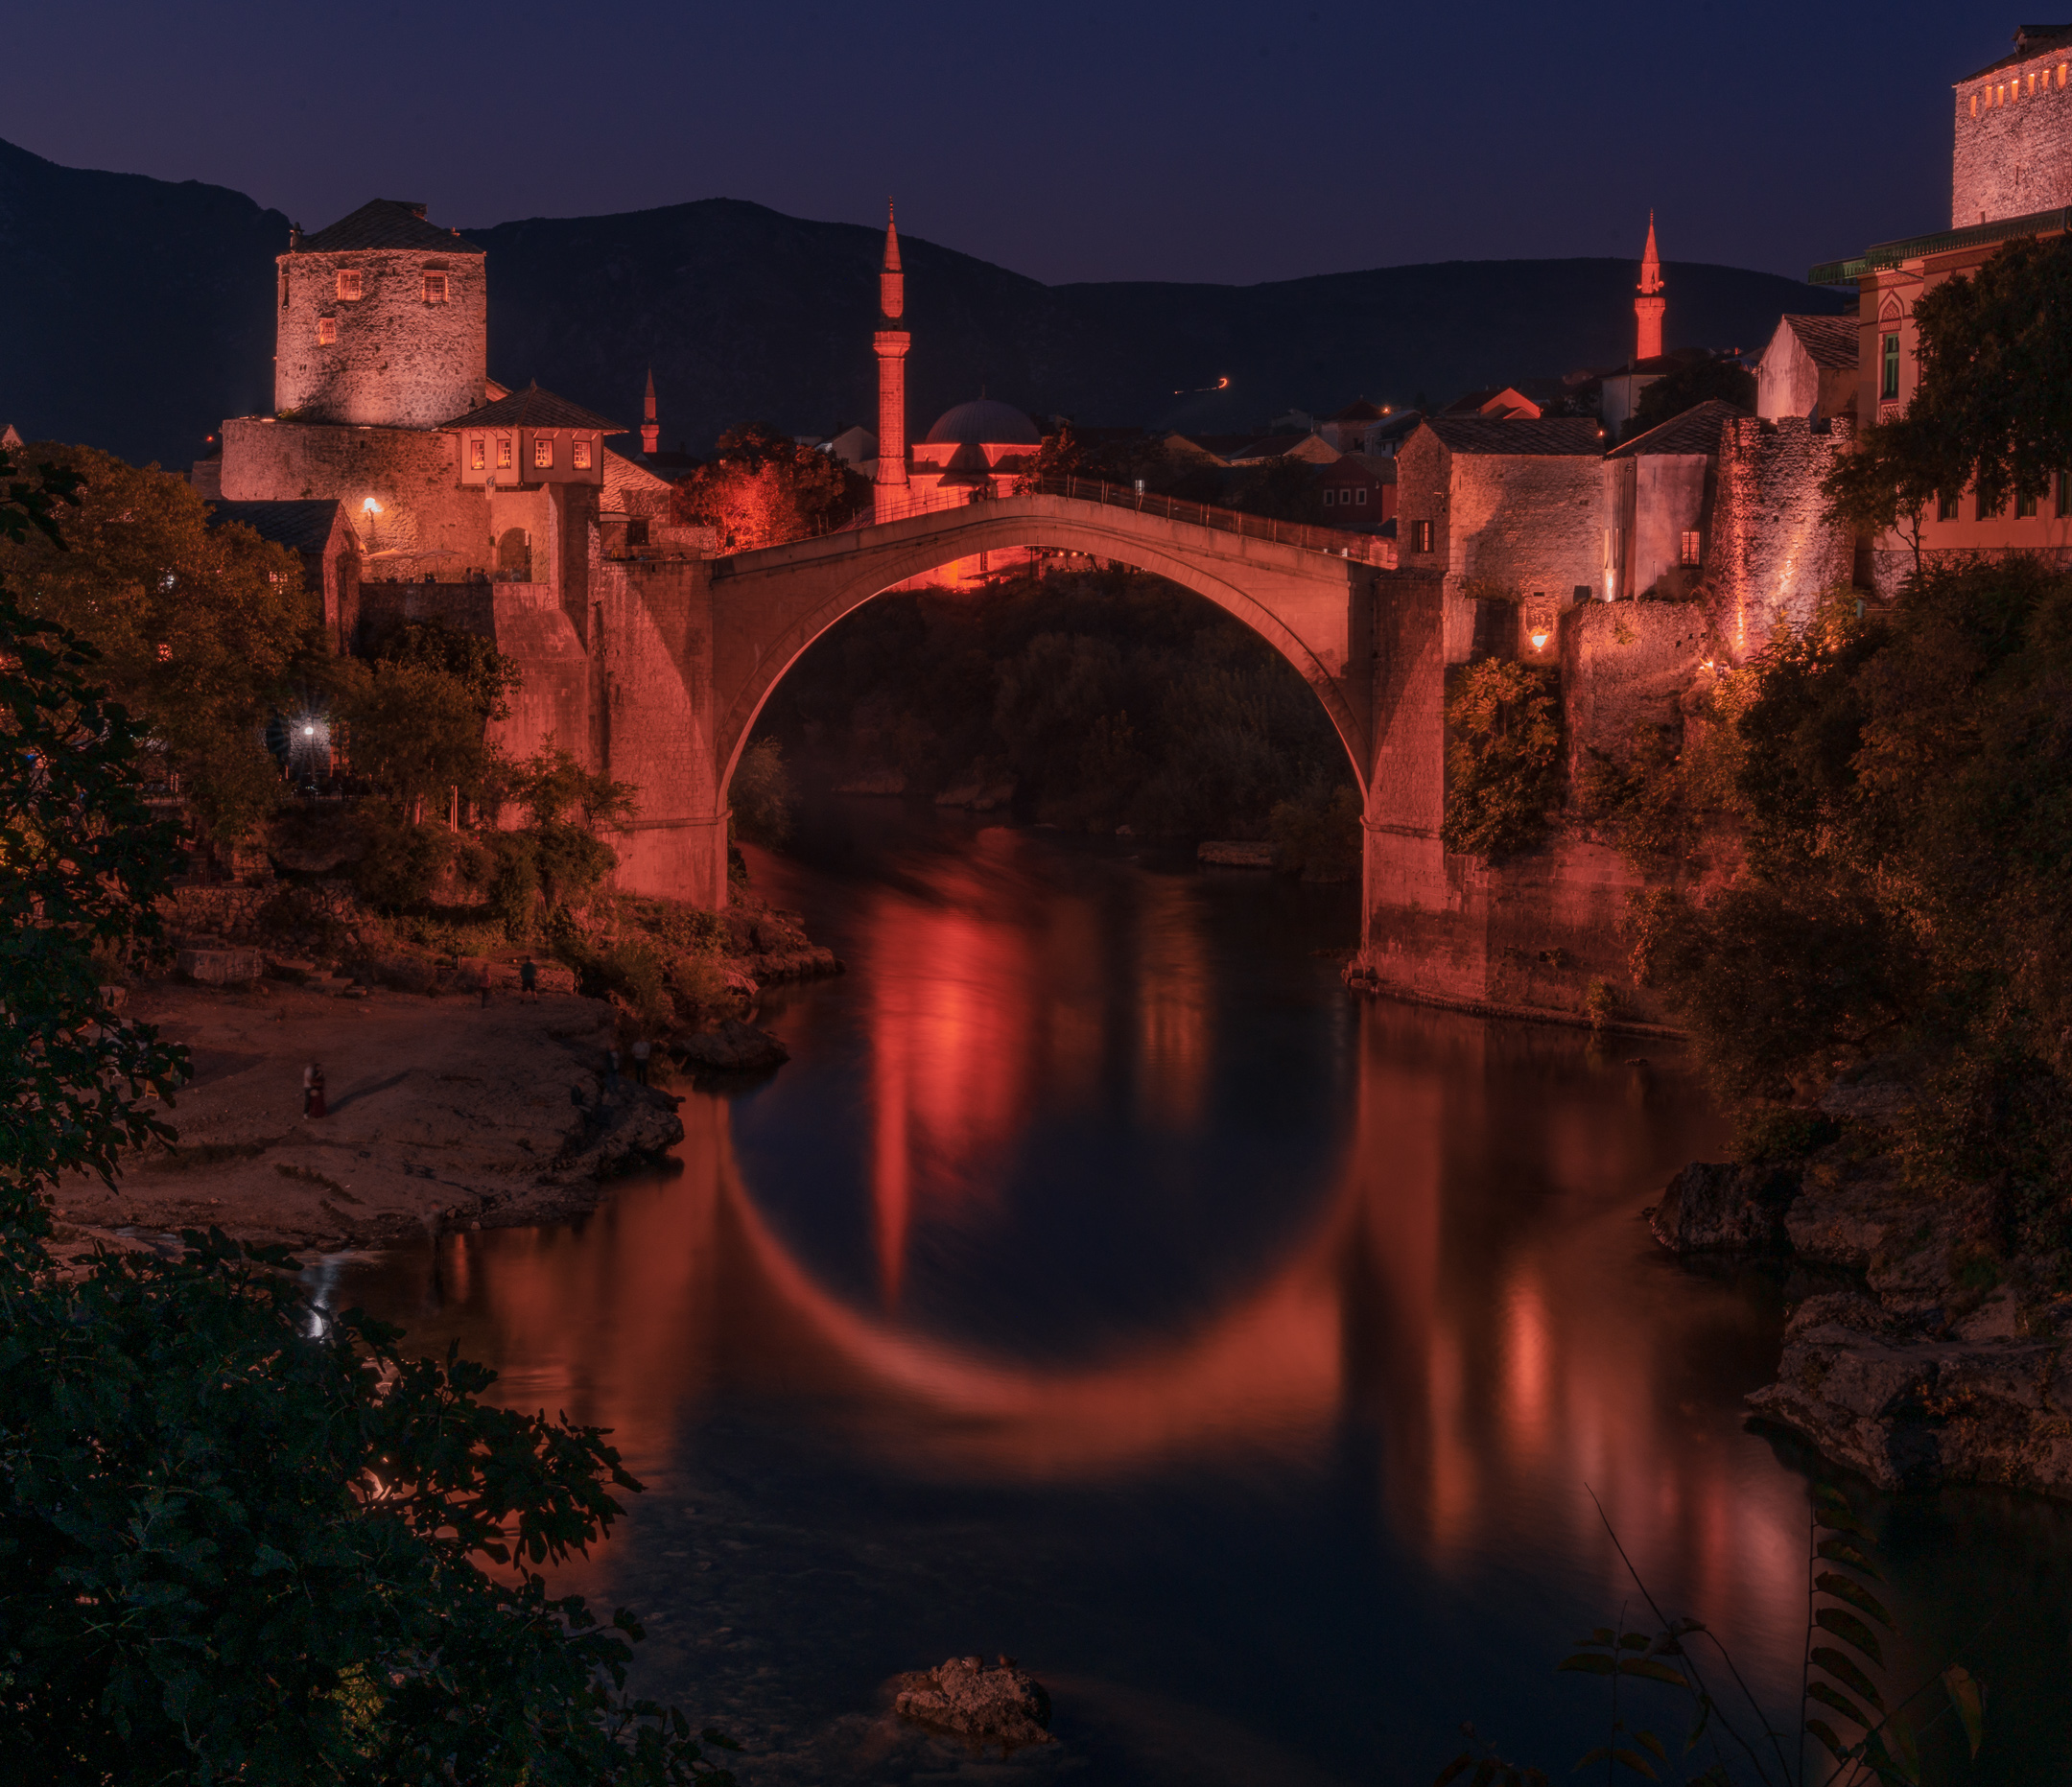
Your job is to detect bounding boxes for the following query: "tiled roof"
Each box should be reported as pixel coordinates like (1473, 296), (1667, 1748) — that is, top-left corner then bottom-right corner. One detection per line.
(443, 382), (625, 434)
(205, 500), (348, 555)
(1962, 25), (2072, 82)
(1605, 399), (1748, 459)
(1329, 397), (1385, 421)
(296, 199), (481, 254)
(1783, 313), (1859, 370)
(1420, 416), (1605, 456)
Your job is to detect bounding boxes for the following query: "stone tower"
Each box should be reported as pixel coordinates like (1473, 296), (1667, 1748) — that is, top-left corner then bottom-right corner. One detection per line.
(1635, 213), (1665, 363)
(873, 201), (910, 523)
(642, 367), (660, 455)
(274, 199), (486, 429)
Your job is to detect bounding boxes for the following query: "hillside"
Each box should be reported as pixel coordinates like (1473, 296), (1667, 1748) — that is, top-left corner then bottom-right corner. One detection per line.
(0, 137), (1847, 469)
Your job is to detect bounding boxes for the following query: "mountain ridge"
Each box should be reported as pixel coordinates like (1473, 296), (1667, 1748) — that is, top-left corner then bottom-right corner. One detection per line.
(0, 139), (1848, 469)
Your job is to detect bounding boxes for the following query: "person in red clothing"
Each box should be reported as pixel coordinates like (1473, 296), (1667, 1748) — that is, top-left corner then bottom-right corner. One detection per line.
(302, 1061), (326, 1119)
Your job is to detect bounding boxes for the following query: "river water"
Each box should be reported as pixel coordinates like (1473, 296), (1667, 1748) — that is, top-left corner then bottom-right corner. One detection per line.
(316, 804), (2072, 1784)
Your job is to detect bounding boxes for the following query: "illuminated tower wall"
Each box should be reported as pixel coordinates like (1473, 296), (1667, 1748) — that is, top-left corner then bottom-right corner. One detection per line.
(1635, 214), (1665, 363)
(874, 203), (910, 522)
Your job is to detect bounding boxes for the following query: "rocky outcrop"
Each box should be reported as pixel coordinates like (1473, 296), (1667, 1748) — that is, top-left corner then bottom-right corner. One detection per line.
(671, 1019), (789, 1079)
(1649, 1161), (1800, 1252)
(556, 1082), (685, 1177)
(892, 1657), (1052, 1752)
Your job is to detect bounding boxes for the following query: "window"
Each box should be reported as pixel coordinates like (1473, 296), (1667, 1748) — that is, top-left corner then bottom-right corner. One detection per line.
(572, 437), (592, 470)
(2058, 469), (2070, 516)
(156, 643), (171, 663)
(470, 436), (486, 472)
(1938, 488), (1961, 521)
(1977, 487), (2000, 521)
(317, 316), (337, 344)
(533, 436), (554, 469)
(336, 269), (363, 300)
(2018, 487), (2038, 518)
(1679, 529), (1702, 566)
(1412, 519), (1435, 553)
(1881, 333), (1900, 400)
(1972, 92), (1981, 117)
(1323, 487), (1335, 506)
(2060, 61), (2066, 87)
(1354, 486), (1367, 505)
(496, 436), (512, 470)
(423, 272), (448, 302)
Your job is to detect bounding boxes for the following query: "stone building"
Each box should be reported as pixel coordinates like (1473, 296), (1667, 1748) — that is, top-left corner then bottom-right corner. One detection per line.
(1600, 399), (1737, 602)
(1753, 314), (1858, 424)
(1809, 22), (2072, 590)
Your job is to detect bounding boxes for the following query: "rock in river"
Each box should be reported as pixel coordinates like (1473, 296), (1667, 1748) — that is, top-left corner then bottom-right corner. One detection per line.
(892, 1655), (1053, 1752)
(672, 1018), (789, 1077)
(1648, 1160), (1801, 1253)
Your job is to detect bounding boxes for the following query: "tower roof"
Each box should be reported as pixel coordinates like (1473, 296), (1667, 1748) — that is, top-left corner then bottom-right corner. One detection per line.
(925, 398), (1040, 446)
(296, 199), (481, 253)
(883, 200), (902, 272)
(443, 381), (625, 434)
(1638, 212), (1663, 294)
(644, 367), (657, 423)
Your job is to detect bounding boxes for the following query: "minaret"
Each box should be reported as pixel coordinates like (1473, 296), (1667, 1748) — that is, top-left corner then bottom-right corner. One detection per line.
(873, 200), (910, 523)
(641, 367), (659, 456)
(1635, 213), (1665, 364)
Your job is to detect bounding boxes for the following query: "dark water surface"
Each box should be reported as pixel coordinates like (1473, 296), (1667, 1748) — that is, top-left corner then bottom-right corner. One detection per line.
(316, 808), (2072, 1784)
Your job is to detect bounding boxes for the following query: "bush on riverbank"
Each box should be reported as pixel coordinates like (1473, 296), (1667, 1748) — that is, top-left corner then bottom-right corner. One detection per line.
(756, 565), (1359, 846)
(1632, 561), (2072, 1250)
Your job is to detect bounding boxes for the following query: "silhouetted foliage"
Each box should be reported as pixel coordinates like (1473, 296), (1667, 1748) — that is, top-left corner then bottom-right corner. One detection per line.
(1441, 659), (1564, 860)
(1628, 355), (1755, 439)
(671, 422), (866, 550)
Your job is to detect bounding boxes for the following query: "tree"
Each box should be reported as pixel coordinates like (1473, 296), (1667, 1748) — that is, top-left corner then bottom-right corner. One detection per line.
(671, 423), (866, 551)
(338, 656), (494, 813)
(377, 618), (522, 721)
(0, 452), (734, 1785)
(1627, 354), (1755, 439)
(0, 443), (315, 842)
(1823, 233), (2072, 563)
(1441, 659), (1565, 859)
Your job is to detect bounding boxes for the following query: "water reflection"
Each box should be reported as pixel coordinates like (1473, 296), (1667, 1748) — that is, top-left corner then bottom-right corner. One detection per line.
(319, 823), (2072, 1782)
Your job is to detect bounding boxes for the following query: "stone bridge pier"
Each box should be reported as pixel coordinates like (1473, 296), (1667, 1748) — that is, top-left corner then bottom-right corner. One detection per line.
(512, 494), (1637, 1029)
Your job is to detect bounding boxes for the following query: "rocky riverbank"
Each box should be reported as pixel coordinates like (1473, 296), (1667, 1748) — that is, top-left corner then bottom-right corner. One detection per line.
(1649, 1079), (2072, 1499)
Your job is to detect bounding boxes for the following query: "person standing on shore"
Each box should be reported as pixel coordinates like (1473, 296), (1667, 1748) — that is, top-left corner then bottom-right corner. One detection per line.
(520, 956), (538, 1002)
(303, 1061), (326, 1119)
(479, 965), (493, 1009)
(631, 1037), (651, 1086)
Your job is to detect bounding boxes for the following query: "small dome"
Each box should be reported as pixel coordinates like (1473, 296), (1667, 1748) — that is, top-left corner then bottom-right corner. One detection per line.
(925, 398), (1040, 446)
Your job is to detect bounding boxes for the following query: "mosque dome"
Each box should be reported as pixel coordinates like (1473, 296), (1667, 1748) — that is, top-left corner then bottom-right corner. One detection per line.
(924, 398), (1041, 446)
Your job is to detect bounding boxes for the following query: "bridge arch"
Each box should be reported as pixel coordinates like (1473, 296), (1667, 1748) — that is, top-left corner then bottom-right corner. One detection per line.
(707, 497), (1377, 802)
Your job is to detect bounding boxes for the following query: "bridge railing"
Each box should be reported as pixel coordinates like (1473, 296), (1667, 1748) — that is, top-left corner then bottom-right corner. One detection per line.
(795, 480), (1397, 566)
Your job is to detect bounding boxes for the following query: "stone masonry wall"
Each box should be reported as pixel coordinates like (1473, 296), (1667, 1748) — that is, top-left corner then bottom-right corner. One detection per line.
(1952, 44), (2072, 227)
(276, 246), (487, 428)
(219, 418), (492, 578)
(1711, 416), (1856, 658)
(1395, 432), (1602, 610)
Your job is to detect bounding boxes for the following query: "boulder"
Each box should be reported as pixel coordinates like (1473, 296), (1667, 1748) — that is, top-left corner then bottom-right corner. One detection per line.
(892, 1656), (1052, 1752)
(555, 1083), (684, 1178)
(177, 947), (266, 986)
(672, 1019), (789, 1076)
(1648, 1161), (1801, 1253)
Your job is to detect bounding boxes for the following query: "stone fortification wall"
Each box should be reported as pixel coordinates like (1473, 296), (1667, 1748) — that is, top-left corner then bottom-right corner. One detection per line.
(1559, 600), (1712, 788)
(1710, 416), (1856, 658)
(219, 418), (492, 579)
(1952, 44), (2072, 226)
(483, 583), (593, 772)
(276, 247), (486, 428)
(1396, 432), (1602, 608)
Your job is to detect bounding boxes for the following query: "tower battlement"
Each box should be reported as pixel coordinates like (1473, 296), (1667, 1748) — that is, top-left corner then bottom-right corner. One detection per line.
(1952, 25), (2072, 226)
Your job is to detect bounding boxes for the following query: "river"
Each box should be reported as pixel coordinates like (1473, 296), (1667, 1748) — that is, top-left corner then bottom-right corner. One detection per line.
(313, 802), (2072, 1784)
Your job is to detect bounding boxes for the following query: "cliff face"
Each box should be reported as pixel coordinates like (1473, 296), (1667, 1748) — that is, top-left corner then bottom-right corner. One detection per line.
(1, 135), (1846, 471)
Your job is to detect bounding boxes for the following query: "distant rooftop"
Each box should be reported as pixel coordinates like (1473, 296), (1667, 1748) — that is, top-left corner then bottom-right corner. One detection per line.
(296, 199), (481, 254)
(1960, 23), (2072, 82)
(1421, 416), (1605, 456)
(444, 382), (625, 434)
(1781, 314), (1859, 370)
(1605, 399), (1748, 459)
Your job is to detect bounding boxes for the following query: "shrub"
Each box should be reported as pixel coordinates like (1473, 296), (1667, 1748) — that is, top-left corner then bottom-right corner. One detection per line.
(1268, 780), (1362, 880)
(728, 737), (795, 845)
(1731, 1105), (1842, 1162)
(1441, 659), (1564, 860)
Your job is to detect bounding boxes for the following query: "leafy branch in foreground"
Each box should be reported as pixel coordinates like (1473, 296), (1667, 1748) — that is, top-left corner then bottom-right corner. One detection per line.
(1436, 1485), (1985, 1787)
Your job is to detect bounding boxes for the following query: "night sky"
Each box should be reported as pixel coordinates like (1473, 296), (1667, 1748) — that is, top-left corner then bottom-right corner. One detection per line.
(3, 2), (2024, 284)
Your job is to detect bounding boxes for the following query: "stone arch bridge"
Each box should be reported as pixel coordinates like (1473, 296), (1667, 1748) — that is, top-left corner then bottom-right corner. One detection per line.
(495, 487), (1632, 1023)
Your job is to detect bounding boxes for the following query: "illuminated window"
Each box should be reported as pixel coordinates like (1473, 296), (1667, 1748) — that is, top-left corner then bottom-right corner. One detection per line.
(572, 437), (592, 469)
(1881, 332), (1900, 401)
(1679, 529), (1702, 566)
(2060, 61), (2066, 87)
(1938, 488), (1960, 521)
(423, 272), (448, 302)
(533, 436), (554, 469)
(156, 643), (171, 662)
(336, 269), (363, 300)
(2018, 487), (2038, 518)
(496, 436), (512, 470)
(2030, 72), (2038, 94)
(470, 436), (486, 471)
(1972, 92), (1980, 117)
(318, 316), (338, 344)
(1412, 519), (1435, 553)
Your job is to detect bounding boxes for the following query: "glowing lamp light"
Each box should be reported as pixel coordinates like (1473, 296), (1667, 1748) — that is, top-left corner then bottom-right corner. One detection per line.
(361, 496), (383, 515)
(303, 725), (316, 737)
(1529, 628), (1550, 650)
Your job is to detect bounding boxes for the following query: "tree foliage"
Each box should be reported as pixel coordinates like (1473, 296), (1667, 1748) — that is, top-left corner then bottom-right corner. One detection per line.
(1631, 562), (2072, 1242)
(671, 423), (866, 551)
(376, 619), (522, 721)
(0, 453), (733, 1784)
(0, 443), (314, 842)
(1628, 354), (1755, 439)
(1441, 659), (1565, 860)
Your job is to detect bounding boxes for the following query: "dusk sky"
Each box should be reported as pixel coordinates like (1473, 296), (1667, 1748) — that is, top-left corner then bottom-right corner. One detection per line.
(3, 2), (2025, 285)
